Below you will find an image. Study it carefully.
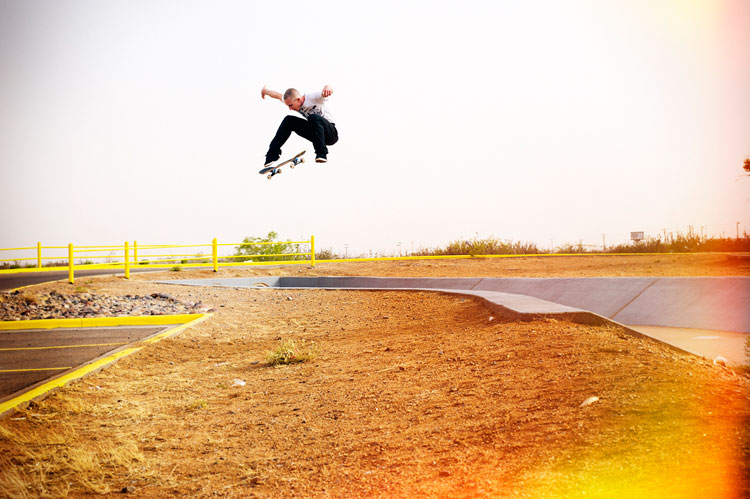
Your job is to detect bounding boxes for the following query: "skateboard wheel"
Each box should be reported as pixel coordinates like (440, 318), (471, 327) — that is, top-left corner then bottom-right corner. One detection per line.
(290, 164), (294, 169)
(267, 174), (272, 180)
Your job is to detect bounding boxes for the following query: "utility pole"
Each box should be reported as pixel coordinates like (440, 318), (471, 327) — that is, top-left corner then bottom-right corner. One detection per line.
(602, 234), (606, 252)
(737, 222), (741, 240)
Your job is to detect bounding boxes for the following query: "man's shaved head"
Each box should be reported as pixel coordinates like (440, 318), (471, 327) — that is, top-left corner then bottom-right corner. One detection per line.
(284, 88), (301, 101)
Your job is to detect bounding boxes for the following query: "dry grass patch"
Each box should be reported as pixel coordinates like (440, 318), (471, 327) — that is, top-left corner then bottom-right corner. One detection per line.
(0, 417), (145, 497)
(266, 338), (319, 366)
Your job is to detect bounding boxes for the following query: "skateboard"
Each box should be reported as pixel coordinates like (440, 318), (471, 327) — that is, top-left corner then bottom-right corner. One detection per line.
(259, 151), (306, 180)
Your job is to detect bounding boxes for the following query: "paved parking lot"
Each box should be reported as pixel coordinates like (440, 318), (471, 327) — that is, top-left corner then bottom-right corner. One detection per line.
(0, 325), (176, 401)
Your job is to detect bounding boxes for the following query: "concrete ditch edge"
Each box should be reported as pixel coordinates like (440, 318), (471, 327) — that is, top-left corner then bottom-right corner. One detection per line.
(159, 278), (699, 358)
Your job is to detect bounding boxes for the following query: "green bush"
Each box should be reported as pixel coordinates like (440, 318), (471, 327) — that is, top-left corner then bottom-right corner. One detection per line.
(233, 231), (305, 262)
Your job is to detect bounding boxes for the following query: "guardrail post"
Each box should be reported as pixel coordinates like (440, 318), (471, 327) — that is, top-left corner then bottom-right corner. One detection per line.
(212, 238), (218, 272)
(311, 235), (315, 267)
(68, 243), (74, 284)
(124, 241), (130, 279)
(37, 242), (42, 269)
(134, 241), (138, 266)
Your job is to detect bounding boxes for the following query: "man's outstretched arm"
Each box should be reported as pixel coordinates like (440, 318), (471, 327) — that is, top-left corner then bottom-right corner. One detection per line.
(261, 85), (283, 101)
(322, 85), (333, 98)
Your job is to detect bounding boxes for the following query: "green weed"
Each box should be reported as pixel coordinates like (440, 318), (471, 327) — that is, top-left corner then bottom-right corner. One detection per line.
(188, 399), (207, 411)
(266, 339), (318, 366)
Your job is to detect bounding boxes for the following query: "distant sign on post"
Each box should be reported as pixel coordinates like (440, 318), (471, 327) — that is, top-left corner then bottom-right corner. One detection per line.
(630, 232), (644, 242)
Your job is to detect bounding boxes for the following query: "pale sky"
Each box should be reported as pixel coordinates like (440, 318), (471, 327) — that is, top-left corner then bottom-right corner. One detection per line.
(1, 0), (748, 257)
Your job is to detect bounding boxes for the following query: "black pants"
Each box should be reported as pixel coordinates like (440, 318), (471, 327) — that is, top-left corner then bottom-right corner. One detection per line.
(266, 115), (338, 162)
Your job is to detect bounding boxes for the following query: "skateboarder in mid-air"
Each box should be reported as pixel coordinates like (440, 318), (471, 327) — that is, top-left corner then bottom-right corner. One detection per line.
(261, 85), (338, 167)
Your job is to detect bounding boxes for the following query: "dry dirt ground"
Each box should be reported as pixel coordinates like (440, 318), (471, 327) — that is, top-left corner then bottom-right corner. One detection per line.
(144, 252), (750, 280)
(1, 255), (749, 498)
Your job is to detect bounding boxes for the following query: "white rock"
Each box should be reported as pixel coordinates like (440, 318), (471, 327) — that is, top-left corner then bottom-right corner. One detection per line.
(713, 356), (728, 367)
(579, 396), (600, 408)
(232, 379), (246, 387)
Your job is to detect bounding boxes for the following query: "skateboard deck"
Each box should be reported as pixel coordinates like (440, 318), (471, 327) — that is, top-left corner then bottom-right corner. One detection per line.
(259, 151), (306, 179)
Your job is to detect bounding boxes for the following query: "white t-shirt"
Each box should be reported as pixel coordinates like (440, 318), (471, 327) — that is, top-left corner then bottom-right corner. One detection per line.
(298, 91), (335, 124)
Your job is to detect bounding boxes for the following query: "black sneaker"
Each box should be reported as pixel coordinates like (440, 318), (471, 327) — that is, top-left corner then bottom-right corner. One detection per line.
(264, 156), (279, 168)
(315, 156), (327, 164)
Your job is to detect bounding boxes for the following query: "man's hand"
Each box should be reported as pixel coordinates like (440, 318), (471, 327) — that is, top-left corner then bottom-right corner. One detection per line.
(261, 85), (283, 101)
(322, 85), (333, 98)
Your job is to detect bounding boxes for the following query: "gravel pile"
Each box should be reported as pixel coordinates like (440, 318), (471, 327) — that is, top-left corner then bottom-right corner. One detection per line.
(0, 290), (212, 321)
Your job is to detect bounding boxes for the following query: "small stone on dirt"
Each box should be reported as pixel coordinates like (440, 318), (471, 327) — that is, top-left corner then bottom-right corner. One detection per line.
(579, 396), (600, 408)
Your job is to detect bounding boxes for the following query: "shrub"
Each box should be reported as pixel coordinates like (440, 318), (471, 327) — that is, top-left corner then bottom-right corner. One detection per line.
(43, 260), (68, 268)
(315, 248), (339, 260)
(414, 236), (540, 256)
(266, 339), (318, 366)
(606, 233), (750, 254)
(233, 231), (305, 263)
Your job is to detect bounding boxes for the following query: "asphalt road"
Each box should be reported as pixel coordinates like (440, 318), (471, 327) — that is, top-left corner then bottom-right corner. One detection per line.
(0, 269), (199, 414)
(0, 325), (172, 401)
(0, 268), (163, 292)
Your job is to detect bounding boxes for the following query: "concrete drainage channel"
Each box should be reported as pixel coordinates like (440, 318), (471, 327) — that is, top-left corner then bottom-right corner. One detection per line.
(161, 276), (750, 365)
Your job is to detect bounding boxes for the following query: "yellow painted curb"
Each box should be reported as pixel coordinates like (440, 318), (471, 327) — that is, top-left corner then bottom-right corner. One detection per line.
(142, 314), (212, 343)
(0, 314), (205, 331)
(0, 313), (211, 417)
(7, 282), (52, 293)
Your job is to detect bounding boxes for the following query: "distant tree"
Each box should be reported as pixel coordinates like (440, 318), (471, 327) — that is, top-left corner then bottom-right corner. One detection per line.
(232, 231), (303, 262)
(744, 157), (750, 175)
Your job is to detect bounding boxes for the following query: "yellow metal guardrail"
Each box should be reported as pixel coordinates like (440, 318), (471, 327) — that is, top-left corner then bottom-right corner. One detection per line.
(0, 236), (316, 284)
(4, 238), (710, 286)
